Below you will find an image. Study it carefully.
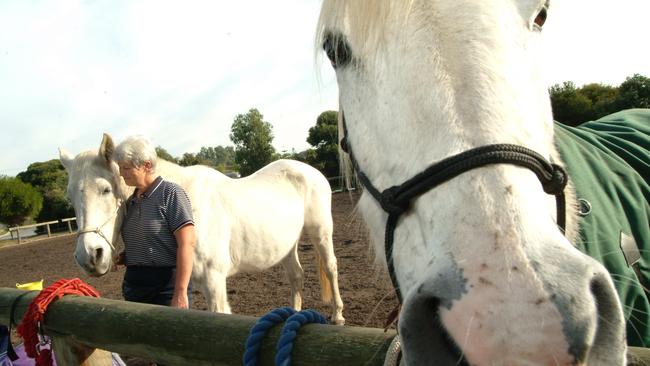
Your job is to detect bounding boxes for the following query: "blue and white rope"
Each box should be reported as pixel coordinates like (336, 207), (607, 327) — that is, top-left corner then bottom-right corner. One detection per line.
(243, 308), (328, 366)
(243, 307), (296, 366)
(275, 309), (328, 366)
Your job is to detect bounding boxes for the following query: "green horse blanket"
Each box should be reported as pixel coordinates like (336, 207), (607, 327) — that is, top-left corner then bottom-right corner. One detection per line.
(555, 109), (650, 347)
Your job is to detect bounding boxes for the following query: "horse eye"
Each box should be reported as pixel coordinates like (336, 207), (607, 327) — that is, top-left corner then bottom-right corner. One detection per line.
(323, 33), (351, 68)
(534, 6), (548, 28)
(103, 187), (111, 195)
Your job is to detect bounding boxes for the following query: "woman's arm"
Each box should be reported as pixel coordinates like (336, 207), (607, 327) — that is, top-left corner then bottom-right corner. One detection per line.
(172, 223), (196, 308)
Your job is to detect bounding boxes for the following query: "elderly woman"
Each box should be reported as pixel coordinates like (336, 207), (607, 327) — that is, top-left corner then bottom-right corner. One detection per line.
(113, 135), (195, 309)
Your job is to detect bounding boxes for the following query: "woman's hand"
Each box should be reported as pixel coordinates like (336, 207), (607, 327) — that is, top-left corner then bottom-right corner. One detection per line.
(171, 291), (189, 309)
(112, 251), (125, 270)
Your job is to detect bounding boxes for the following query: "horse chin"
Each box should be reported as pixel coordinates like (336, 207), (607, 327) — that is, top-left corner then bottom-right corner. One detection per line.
(76, 259), (111, 278)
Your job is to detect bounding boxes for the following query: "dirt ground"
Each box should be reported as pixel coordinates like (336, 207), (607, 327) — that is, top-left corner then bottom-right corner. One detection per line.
(0, 191), (399, 362)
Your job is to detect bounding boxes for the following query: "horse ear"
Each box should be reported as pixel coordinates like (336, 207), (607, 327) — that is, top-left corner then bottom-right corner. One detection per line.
(99, 133), (115, 165)
(59, 148), (74, 170)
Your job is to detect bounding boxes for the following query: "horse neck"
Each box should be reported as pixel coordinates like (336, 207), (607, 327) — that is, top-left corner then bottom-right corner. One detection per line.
(154, 159), (191, 186)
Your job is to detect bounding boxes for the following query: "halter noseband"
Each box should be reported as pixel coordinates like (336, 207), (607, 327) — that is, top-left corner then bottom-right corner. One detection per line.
(340, 113), (567, 302)
(77, 199), (123, 253)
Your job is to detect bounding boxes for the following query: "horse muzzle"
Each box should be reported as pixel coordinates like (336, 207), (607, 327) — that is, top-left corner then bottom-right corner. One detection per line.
(396, 256), (627, 365)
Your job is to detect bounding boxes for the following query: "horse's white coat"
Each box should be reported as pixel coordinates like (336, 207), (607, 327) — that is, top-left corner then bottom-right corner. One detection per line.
(59, 136), (345, 324)
(318, 0), (626, 364)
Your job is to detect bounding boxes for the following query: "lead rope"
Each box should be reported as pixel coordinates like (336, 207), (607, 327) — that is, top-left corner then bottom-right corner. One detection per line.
(16, 278), (100, 366)
(383, 335), (402, 366)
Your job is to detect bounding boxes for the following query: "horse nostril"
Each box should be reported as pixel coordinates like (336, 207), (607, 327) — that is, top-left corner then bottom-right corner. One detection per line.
(586, 271), (627, 363)
(95, 247), (103, 263)
(399, 295), (466, 365)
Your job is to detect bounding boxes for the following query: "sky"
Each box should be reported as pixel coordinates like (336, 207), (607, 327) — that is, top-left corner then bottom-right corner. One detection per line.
(1, 0), (649, 177)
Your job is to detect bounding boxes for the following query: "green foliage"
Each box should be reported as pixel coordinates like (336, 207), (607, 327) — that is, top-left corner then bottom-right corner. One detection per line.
(195, 146), (236, 171)
(155, 146), (177, 163)
(306, 111), (340, 178)
(580, 83), (619, 118)
(0, 176), (43, 226)
(17, 159), (74, 224)
(275, 148), (307, 162)
(178, 152), (201, 167)
(229, 108), (276, 176)
(617, 74), (650, 109)
(549, 82), (596, 126)
(550, 74), (650, 126)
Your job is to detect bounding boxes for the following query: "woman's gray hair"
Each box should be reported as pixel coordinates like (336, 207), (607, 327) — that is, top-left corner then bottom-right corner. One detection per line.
(114, 135), (158, 172)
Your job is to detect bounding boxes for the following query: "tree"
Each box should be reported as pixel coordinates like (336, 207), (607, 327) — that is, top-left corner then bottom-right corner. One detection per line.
(0, 177), (43, 226)
(229, 108), (276, 176)
(155, 146), (177, 163)
(195, 146), (236, 170)
(276, 148), (307, 162)
(17, 159), (74, 225)
(617, 73), (650, 109)
(579, 83), (619, 118)
(178, 153), (201, 167)
(549, 82), (594, 126)
(306, 110), (340, 178)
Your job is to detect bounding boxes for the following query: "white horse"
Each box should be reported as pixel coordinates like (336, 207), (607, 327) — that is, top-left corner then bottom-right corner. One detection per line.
(58, 134), (345, 325)
(317, 1), (626, 364)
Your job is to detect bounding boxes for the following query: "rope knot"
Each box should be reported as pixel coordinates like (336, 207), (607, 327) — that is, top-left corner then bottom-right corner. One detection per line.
(380, 187), (408, 216)
(543, 164), (568, 195)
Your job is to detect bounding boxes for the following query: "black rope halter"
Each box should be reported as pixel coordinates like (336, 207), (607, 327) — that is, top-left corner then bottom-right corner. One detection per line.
(340, 112), (568, 302)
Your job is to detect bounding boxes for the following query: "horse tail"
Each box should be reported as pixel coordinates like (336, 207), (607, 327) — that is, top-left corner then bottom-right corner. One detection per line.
(318, 252), (333, 303)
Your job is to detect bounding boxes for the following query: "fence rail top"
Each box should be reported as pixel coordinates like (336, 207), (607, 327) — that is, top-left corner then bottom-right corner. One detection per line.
(10, 220), (59, 230)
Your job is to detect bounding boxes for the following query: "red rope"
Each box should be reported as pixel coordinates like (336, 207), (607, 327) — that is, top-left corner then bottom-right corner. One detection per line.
(16, 278), (101, 366)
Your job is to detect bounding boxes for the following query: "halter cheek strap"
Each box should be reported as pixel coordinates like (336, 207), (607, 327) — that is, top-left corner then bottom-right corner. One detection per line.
(77, 199), (123, 253)
(340, 112), (568, 303)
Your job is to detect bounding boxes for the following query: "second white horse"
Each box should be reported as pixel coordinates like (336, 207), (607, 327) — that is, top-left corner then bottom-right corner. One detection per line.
(59, 133), (345, 324)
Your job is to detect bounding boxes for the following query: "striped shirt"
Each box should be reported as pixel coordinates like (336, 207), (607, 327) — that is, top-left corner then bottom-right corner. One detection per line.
(121, 176), (194, 267)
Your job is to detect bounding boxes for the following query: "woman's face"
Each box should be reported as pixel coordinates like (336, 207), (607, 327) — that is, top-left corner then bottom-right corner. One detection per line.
(118, 161), (150, 187)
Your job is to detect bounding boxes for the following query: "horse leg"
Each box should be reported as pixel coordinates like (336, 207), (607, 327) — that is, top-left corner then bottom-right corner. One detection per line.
(313, 230), (345, 325)
(202, 271), (231, 314)
(281, 242), (304, 311)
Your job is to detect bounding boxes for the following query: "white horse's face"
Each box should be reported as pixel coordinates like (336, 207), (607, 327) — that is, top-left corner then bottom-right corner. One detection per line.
(318, 1), (626, 365)
(59, 135), (126, 277)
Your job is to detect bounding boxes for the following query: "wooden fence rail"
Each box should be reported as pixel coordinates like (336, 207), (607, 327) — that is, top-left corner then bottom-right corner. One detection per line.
(7, 218), (77, 244)
(2, 288), (650, 365)
(0, 288), (394, 366)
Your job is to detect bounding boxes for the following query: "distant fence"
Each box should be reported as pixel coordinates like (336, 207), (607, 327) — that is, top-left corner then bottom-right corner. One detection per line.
(7, 217), (77, 244)
(3, 177), (353, 245)
(327, 175), (357, 193)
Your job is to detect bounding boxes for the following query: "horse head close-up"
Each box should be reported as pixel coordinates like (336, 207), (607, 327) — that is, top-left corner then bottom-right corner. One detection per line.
(317, 0), (636, 364)
(59, 134), (128, 277)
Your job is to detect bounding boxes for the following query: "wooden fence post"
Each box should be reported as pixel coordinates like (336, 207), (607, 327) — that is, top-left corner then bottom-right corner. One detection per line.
(46, 223), (52, 237)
